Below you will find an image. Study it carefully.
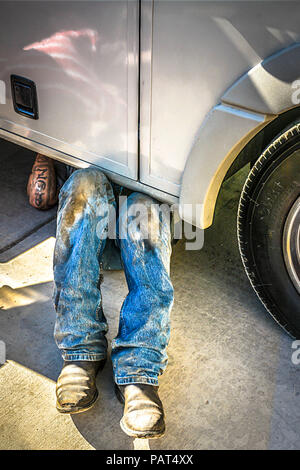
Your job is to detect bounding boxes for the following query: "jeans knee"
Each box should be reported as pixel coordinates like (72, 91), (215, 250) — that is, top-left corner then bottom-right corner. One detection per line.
(56, 168), (114, 248)
(62, 167), (111, 201)
(120, 192), (171, 246)
(128, 192), (157, 207)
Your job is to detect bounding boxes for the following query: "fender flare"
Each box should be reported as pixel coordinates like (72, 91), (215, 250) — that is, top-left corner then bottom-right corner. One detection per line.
(179, 43), (300, 229)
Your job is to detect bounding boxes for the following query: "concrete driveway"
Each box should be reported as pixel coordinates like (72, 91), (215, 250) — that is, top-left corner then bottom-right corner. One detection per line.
(0, 143), (299, 450)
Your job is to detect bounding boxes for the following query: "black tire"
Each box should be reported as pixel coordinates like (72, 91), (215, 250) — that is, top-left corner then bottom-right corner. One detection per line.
(238, 122), (300, 338)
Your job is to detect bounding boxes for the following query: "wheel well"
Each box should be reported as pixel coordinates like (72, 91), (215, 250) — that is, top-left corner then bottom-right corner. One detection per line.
(224, 107), (300, 181)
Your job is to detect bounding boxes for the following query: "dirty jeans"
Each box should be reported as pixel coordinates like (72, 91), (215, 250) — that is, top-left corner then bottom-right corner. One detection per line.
(53, 168), (174, 386)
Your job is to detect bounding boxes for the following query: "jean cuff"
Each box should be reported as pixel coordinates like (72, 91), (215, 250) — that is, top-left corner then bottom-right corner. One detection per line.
(62, 353), (107, 361)
(115, 376), (159, 386)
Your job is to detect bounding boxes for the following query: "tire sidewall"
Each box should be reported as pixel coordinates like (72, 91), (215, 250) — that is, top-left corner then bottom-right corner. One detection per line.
(239, 131), (300, 336)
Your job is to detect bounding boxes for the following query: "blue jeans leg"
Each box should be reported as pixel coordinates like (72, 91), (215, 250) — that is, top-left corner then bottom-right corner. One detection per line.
(112, 192), (174, 386)
(53, 167), (115, 361)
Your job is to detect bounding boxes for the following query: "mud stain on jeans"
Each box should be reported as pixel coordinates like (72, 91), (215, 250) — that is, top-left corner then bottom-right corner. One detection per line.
(59, 171), (106, 248)
(60, 192), (88, 249)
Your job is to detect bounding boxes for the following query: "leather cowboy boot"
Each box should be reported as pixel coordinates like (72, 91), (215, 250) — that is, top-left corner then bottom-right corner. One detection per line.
(56, 360), (105, 414)
(115, 384), (165, 438)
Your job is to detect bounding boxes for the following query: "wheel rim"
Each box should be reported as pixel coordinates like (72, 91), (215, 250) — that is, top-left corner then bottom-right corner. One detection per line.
(283, 196), (300, 294)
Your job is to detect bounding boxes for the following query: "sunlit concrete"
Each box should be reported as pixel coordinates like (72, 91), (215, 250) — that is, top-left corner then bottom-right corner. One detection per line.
(0, 165), (300, 449)
(0, 360), (93, 450)
(0, 237), (55, 290)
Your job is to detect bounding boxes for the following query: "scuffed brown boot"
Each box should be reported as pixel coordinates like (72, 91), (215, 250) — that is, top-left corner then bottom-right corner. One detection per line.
(56, 360), (105, 414)
(115, 384), (165, 439)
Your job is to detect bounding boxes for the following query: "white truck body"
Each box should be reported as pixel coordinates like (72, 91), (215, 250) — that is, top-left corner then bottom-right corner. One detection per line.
(0, 0), (300, 227)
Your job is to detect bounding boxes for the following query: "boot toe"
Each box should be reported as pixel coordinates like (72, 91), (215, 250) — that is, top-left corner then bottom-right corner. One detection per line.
(122, 409), (165, 437)
(118, 384), (165, 438)
(55, 361), (103, 414)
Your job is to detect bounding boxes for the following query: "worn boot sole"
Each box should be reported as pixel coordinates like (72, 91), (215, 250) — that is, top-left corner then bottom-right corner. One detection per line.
(114, 384), (165, 439)
(56, 389), (99, 415)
